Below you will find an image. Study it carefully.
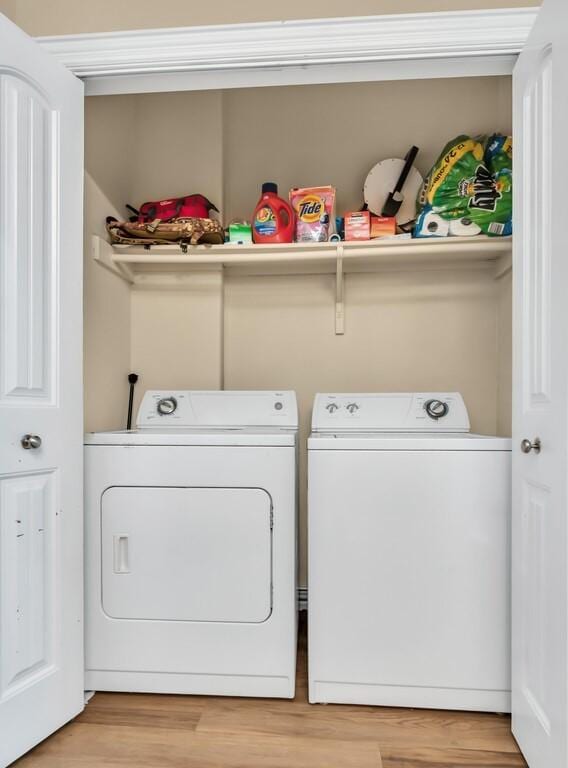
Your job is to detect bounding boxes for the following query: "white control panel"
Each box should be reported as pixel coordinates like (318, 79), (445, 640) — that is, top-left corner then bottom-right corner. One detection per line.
(311, 393), (470, 433)
(137, 390), (298, 428)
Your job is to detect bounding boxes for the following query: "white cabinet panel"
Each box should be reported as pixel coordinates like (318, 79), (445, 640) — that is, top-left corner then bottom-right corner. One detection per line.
(0, 472), (56, 698)
(519, 481), (552, 736)
(521, 50), (551, 409)
(0, 74), (56, 404)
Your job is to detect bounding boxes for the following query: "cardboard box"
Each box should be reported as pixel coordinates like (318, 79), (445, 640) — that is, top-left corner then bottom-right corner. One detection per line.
(371, 216), (397, 239)
(345, 211), (370, 241)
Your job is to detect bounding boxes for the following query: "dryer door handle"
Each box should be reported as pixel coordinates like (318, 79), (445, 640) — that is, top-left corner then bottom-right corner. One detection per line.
(113, 534), (130, 573)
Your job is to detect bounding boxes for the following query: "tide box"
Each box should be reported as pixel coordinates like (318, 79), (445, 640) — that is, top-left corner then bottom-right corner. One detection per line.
(345, 211), (370, 240)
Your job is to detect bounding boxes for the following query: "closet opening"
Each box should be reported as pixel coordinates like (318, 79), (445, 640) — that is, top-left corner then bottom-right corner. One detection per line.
(84, 75), (513, 594)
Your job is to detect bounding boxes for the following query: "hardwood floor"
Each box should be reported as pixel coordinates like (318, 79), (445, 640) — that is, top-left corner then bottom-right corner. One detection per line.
(16, 615), (526, 768)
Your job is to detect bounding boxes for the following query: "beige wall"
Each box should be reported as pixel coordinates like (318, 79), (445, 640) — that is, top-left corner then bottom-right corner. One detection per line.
(127, 91), (224, 216)
(84, 92), (226, 425)
(85, 91), (224, 218)
(86, 77), (512, 225)
(84, 173), (131, 432)
(224, 77), (512, 222)
(1, 0), (539, 36)
(225, 268), (503, 434)
(85, 97), (138, 214)
(130, 273), (224, 417)
(84, 76), (513, 584)
(497, 270), (513, 436)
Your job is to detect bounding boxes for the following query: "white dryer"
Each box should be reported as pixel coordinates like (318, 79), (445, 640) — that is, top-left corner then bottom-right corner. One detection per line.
(85, 390), (298, 698)
(308, 392), (511, 712)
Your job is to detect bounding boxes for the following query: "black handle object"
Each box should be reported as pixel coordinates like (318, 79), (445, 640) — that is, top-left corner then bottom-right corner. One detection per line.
(125, 204), (140, 222)
(381, 145), (420, 218)
(127, 373), (139, 430)
(394, 146), (420, 195)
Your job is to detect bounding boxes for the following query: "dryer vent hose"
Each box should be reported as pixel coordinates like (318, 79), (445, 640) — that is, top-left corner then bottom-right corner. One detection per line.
(127, 373), (139, 430)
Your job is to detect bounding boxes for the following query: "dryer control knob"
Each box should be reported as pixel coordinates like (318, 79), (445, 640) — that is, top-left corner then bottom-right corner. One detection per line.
(157, 397), (178, 415)
(325, 403), (339, 413)
(346, 403), (360, 414)
(424, 399), (449, 420)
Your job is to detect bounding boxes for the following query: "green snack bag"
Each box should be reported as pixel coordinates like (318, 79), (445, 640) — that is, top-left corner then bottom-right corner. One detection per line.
(485, 133), (512, 175)
(419, 134), (512, 237)
(424, 135), (485, 217)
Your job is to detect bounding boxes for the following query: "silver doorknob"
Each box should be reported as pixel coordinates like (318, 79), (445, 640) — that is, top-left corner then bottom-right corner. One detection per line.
(521, 437), (541, 454)
(21, 434), (42, 450)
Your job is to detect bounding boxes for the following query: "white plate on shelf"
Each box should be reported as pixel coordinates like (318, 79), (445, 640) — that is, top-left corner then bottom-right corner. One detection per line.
(363, 158), (424, 224)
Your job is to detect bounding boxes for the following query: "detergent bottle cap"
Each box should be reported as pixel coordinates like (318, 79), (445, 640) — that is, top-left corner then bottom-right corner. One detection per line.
(262, 182), (278, 194)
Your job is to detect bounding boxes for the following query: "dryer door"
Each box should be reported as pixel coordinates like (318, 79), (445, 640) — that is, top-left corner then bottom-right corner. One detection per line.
(101, 487), (272, 623)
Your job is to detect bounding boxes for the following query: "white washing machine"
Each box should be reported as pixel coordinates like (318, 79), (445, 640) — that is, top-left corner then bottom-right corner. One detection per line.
(85, 390), (298, 698)
(308, 392), (511, 712)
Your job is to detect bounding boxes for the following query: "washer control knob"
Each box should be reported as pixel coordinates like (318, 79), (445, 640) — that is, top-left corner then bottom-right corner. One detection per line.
(346, 403), (360, 414)
(424, 399), (449, 420)
(157, 397), (178, 416)
(325, 403), (339, 413)
(274, 401), (283, 411)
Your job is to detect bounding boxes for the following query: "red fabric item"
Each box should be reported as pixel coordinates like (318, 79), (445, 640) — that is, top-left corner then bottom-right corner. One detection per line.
(138, 194), (218, 222)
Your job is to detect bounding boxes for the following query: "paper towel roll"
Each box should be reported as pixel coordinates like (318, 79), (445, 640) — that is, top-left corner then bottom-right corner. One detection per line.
(415, 210), (449, 238)
(449, 217), (482, 237)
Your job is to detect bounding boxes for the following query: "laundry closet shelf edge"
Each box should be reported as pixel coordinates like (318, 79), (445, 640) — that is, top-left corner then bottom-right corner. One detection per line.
(92, 234), (512, 284)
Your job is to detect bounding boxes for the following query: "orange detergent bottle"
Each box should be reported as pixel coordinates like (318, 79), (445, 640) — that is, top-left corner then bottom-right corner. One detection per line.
(252, 182), (295, 244)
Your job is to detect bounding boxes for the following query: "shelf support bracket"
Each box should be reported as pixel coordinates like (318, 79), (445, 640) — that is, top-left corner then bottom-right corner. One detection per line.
(92, 235), (134, 284)
(335, 244), (345, 335)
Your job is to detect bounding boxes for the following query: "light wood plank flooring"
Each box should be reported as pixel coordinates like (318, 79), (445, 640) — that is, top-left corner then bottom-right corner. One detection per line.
(16, 615), (526, 768)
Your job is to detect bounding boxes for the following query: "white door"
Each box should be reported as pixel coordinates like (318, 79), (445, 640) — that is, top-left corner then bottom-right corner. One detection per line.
(512, 0), (568, 765)
(0, 13), (84, 767)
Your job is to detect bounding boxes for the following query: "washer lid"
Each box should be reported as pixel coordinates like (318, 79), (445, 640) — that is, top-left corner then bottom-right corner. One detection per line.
(137, 390), (298, 429)
(312, 393), (470, 433)
(84, 426), (296, 447)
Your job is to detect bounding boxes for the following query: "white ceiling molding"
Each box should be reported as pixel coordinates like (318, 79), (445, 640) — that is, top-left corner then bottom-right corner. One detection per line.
(76, 56), (518, 97)
(36, 8), (537, 96)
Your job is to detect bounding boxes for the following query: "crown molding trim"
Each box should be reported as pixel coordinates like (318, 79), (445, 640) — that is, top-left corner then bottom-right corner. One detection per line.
(36, 8), (537, 95)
